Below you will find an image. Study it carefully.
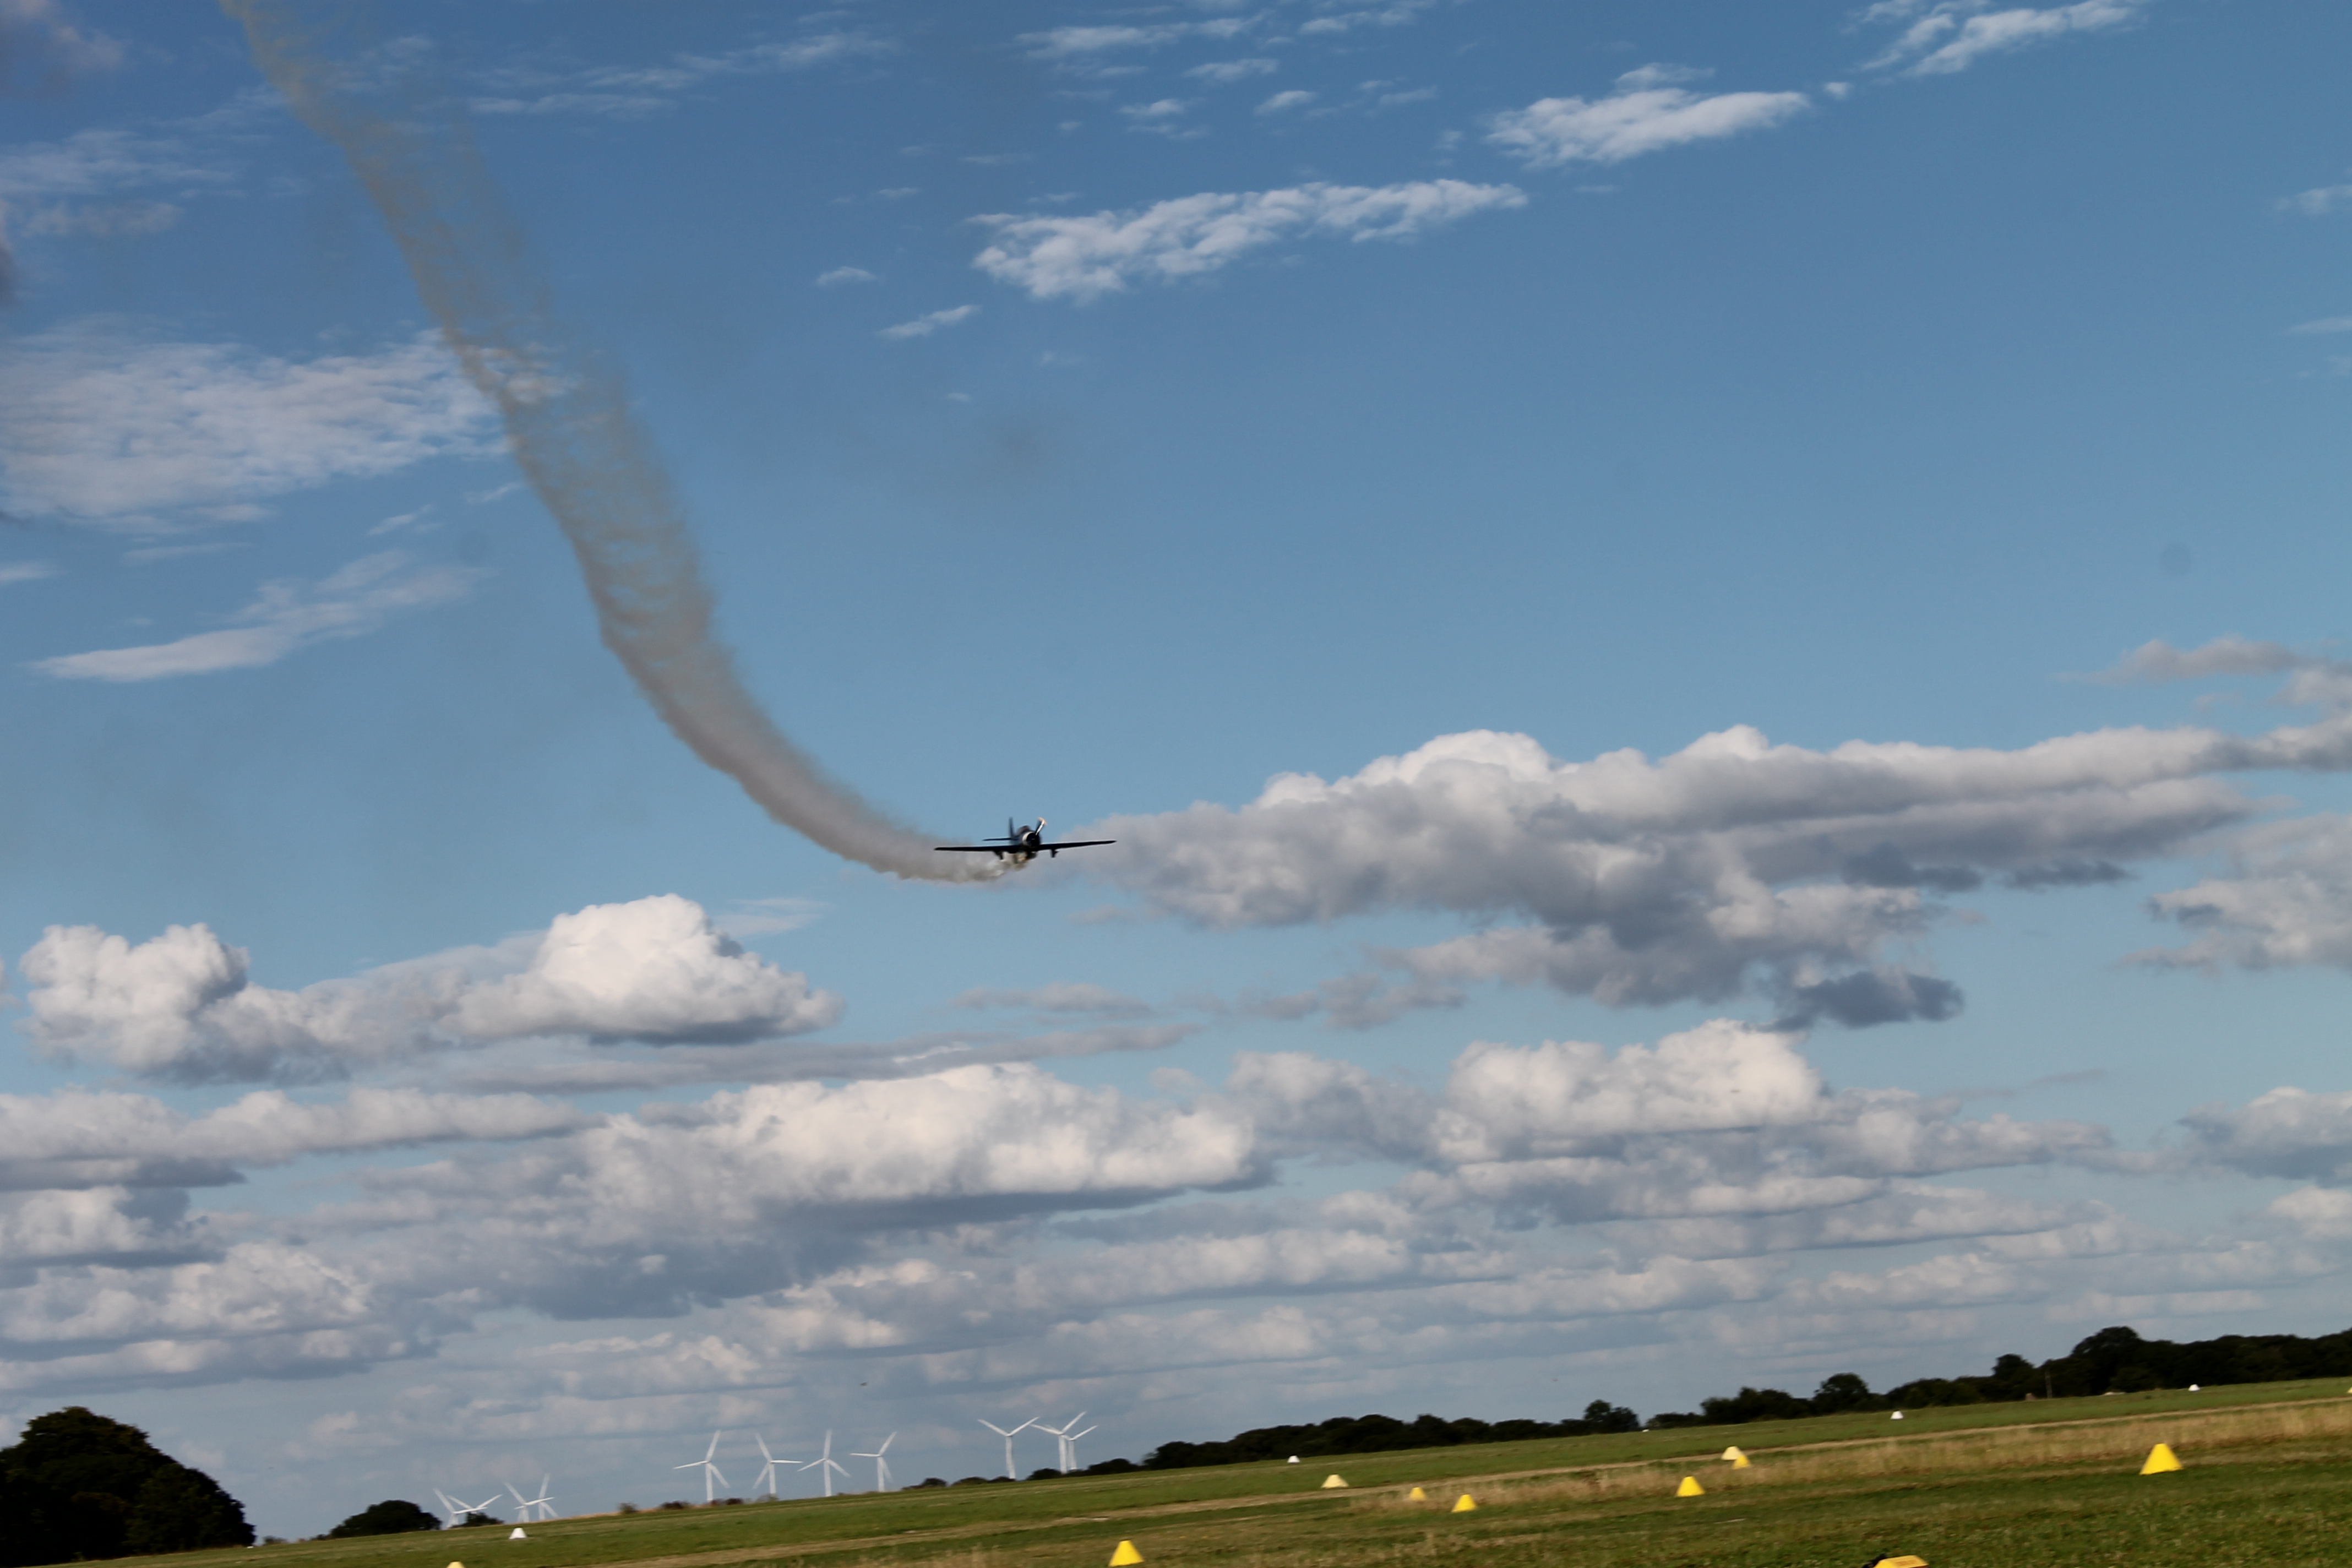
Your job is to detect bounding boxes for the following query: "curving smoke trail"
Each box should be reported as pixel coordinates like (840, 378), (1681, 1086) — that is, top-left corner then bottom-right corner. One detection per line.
(223, 0), (990, 882)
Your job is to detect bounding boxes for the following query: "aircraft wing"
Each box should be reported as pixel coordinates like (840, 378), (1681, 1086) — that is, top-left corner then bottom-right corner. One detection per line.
(934, 845), (1006, 852)
(1039, 840), (1116, 850)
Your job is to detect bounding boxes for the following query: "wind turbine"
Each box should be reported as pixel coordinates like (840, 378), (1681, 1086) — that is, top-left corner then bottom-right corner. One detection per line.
(676, 1431), (729, 1504)
(459, 1493), (503, 1525)
(801, 1430), (849, 1498)
(508, 1477), (554, 1522)
(433, 1490), (469, 1530)
(752, 1435), (796, 1499)
(851, 1433), (895, 1494)
(1036, 1413), (1087, 1474)
(978, 1417), (1034, 1480)
(1061, 1424), (1096, 1474)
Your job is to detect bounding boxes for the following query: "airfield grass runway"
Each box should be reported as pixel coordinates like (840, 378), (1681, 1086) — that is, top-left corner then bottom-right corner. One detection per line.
(137, 1379), (2352, 1568)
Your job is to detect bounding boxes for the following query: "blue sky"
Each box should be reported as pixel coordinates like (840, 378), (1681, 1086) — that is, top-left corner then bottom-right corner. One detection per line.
(7, 0), (2352, 1536)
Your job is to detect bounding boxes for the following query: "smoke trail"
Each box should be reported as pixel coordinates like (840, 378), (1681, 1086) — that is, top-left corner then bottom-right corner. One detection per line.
(222, 0), (990, 883)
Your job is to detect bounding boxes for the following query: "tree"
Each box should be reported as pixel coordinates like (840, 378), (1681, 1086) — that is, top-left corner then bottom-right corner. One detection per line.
(0, 1407), (253, 1567)
(325, 1500), (442, 1539)
(1809, 1373), (1880, 1414)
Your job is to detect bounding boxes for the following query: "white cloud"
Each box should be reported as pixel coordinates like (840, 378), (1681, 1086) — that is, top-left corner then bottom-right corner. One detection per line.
(973, 179), (1526, 303)
(951, 983), (1152, 1017)
(816, 266), (878, 286)
(879, 304), (978, 340)
(1487, 66), (1810, 168)
(1017, 20), (1253, 65)
(471, 32), (888, 118)
(1256, 90), (1318, 115)
(0, 325), (499, 527)
(1863, 1), (2146, 77)
(2284, 184), (2352, 217)
(0, 559), (58, 585)
(1298, 2), (1441, 36)
(1186, 58), (1277, 83)
(0, 126), (227, 204)
(1084, 695), (2352, 1021)
(0, 0), (121, 86)
(2289, 315), (2352, 334)
(32, 550), (488, 681)
(2137, 816), (2352, 974)
(20, 199), (180, 237)
(16, 894), (843, 1082)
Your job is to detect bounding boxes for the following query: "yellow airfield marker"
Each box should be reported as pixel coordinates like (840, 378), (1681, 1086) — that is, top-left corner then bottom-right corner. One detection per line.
(1451, 1494), (1477, 1513)
(2141, 1443), (2183, 1474)
(1406, 1487), (1427, 1502)
(448, 1561), (465, 1568)
(1676, 1476), (1705, 1498)
(1321, 1474), (1349, 1489)
(1720, 1446), (1744, 1462)
(1869, 1557), (1928, 1567)
(1109, 1542), (1144, 1566)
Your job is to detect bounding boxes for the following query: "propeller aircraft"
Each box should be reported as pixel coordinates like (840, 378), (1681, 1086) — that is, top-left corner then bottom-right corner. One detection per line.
(935, 818), (1113, 865)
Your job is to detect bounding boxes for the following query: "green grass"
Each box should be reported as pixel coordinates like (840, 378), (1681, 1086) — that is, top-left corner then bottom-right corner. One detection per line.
(116, 1378), (2352, 1568)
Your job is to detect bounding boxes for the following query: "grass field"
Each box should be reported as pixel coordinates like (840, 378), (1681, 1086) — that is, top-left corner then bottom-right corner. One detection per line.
(127, 1379), (2352, 1568)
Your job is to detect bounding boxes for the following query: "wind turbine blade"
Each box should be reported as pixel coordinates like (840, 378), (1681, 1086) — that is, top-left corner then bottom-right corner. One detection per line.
(705, 1430), (723, 1462)
(757, 1435), (774, 1462)
(878, 1432), (894, 1455)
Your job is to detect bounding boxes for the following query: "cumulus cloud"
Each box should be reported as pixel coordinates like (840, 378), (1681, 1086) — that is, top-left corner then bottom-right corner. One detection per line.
(2137, 816), (2352, 973)
(16, 894), (843, 1082)
(0, 325), (498, 527)
(1486, 66), (1809, 168)
(1085, 706), (2352, 1021)
(1860, 0), (2146, 77)
(973, 179), (1526, 302)
(34, 551), (487, 681)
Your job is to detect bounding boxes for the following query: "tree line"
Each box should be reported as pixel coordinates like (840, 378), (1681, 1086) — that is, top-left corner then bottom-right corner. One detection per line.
(1118, 1323), (2352, 1471)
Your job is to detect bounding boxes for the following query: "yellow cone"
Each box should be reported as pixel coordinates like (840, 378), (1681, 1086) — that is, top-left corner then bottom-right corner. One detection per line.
(1451, 1494), (1477, 1513)
(1109, 1542), (1144, 1567)
(2141, 1443), (2182, 1474)
(1406, 1487), (1426, 1502)
(1873, 1558), (1928, 1567)
(1676, 1476), (1705, 1498)
(1320, 1474), (1349, 1489)
(1732, 1452), (1751, 1469)
(1721, 1446), (1744, 1462)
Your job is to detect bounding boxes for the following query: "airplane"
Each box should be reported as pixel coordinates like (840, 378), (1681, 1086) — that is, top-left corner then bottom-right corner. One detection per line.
(935, 818), (1114, 864)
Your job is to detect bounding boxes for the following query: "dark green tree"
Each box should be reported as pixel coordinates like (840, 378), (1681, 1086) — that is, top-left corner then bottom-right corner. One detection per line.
(324, 1500), (441, 1539)
(0, 1407), (253, 1566)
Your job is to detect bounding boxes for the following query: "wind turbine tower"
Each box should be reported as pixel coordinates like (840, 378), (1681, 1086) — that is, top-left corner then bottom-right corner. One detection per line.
(851, 1433), (896, 1494)
(802, 1431), (850, 1499)
(1063, 1423), (1096, 1473)
(676, 1431), (729, 1504)
(978, 1418), (1035, 1480)
(511, 1477), (554, 1522)
(1037, 1414), (1087, 1474)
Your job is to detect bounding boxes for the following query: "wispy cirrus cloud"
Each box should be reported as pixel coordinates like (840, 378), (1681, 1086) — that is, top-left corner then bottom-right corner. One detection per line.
(973, 179), (1525, 303)
(0, 559), (59, 585)
(470, 32), (889, 118)
(32, 551), (486, 682)
(1859, 1), (2147, 77)
(1486, 65), (1809, 168)
(0, 325), (499, 529)
(879, 304), (978, 340)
